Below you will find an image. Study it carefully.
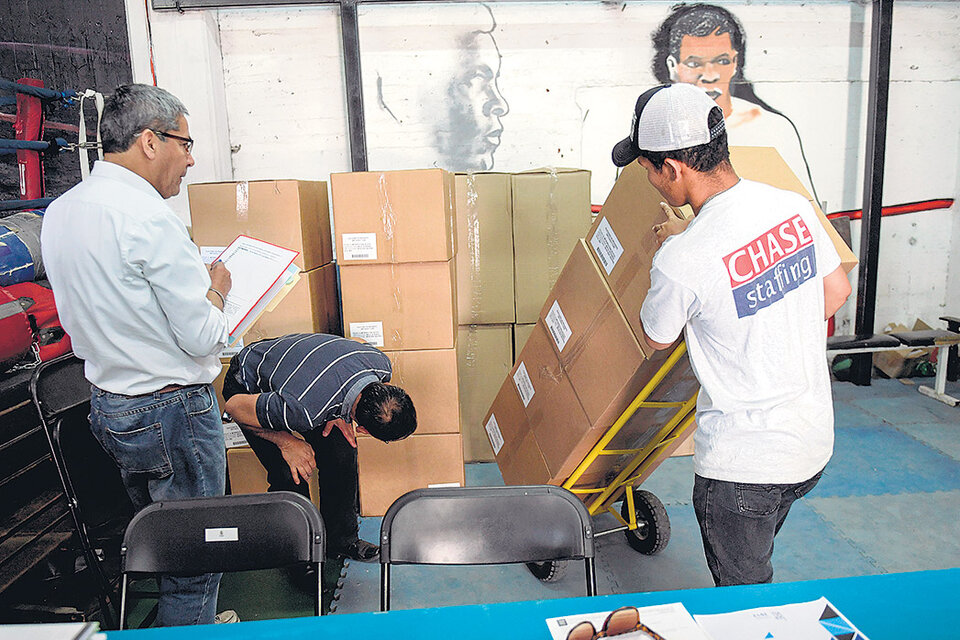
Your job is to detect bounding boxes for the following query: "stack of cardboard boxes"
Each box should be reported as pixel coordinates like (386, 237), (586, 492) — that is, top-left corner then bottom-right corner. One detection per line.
(187, 179), (340, 501)
(483, 147), (858, 492)
(455, 169), (593, 462)
(331, 169), (464, 516)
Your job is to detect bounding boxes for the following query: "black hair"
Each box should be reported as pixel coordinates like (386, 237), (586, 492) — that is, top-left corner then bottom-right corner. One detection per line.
(638, 105), (730, 173)
(355, 382), (417, 442)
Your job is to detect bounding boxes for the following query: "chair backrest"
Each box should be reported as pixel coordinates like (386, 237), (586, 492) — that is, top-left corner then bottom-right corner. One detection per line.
(121, 491), (325, 575)
(30, 353), (133, 528)
(380, 485), (596, 609)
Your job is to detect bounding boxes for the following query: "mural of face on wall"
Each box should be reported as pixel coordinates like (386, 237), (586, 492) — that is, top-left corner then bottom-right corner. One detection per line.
(651, 3), (746, 118)
(433, 7), (509, 171)
(650, 3), (817, 200)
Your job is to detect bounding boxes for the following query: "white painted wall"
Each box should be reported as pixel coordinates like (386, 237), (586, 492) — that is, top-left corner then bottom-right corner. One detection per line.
(124, 0), (959, 331)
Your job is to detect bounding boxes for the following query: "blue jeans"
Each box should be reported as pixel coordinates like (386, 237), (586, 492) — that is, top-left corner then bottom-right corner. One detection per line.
(90, 384), (226, 627)
(693, 470), (823, 586)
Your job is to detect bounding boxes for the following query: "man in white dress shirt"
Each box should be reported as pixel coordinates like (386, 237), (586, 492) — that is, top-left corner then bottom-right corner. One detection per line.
(42, 84), (234, 626)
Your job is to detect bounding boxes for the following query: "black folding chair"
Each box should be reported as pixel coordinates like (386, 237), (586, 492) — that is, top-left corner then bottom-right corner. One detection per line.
(379, 485), (596, 611)
(30, 354), (135, 628)
(118, 491), (325, 628)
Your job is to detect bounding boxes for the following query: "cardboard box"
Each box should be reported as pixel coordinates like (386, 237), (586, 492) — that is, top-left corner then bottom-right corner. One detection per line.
(226, 445), (318, 504)
(357, 433), (464, 516)
(728, 147), (858, 274)
(873, 319), (934, 378)
(512, 168), (593, 323)
(331, 169), (456, 265)
(387, 348), (460, 435)
(483, 322), (590, 483)
(212, 362), (230, 412)
(188, 180), (332, 270)
(586, 147), (857, 348)
(513, 323), (535, 361)
(340, 259), (456, 351)
(455, 173), (515, 324)
(457, 325), (512, 462)
(243, 262), (340, 343)
(540, 240), (653, 426)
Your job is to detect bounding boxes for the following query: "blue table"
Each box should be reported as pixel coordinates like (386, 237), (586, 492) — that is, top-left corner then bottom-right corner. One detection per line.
(107, 568), (959, 639)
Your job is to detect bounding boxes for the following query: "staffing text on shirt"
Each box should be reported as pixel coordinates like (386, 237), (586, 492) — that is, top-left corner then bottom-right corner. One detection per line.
(722, 215), (818, 318)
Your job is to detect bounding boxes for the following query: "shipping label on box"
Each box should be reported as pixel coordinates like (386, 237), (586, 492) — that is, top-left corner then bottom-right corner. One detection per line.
(331, 169), (456, 265)
(455, 173), (515, 324)
(512, 168), (593, 323)
(188, 180), (332, 270)
(485, 414), (505, 455)
(341, 259), (457, 351)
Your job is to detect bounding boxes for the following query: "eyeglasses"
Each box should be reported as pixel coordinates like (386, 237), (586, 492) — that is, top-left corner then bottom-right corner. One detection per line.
(566, 606), (667, 640)
(150, 129), (194, 154)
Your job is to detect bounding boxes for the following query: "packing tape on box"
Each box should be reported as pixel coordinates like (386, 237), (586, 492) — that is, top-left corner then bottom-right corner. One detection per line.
(462, 324), (480, 370)
(613, 251), (646, 293)
(464, 173), (484, 323)
(235, 181), (249, 221)
(387, 263), (404, 350)
(377, 172), (398, 262)
(545, 168), (563, 286)
(554, 298), (611, 373)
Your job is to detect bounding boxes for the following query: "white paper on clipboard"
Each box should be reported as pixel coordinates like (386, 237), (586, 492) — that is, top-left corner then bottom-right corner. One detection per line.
(214, 235), (299, 342)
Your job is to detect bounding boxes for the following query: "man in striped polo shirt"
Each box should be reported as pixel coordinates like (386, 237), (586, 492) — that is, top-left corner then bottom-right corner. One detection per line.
(221, 333), (417, 561)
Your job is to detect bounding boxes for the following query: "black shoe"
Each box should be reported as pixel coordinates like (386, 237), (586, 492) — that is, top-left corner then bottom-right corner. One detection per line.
(332, 538), (379, 562)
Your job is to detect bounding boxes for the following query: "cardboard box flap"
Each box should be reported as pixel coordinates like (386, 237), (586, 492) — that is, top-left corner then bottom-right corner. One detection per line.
(729, 146), (858, 273)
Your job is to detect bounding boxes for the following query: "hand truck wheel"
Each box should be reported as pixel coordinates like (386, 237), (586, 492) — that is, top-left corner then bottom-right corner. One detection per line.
(621, 489), (670, 555)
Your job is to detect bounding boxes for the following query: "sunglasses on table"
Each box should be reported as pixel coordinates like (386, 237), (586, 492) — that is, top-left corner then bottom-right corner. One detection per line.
(566, 606), (667, 640)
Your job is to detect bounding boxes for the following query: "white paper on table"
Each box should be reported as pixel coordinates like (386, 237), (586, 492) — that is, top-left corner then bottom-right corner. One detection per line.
(546, 602), (711, 640)
(694, 597), (869, 640)
(213, 235), (299, 337)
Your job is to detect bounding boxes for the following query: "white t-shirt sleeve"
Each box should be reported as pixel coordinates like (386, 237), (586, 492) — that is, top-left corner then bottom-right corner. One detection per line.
(640, 265), (698, 345)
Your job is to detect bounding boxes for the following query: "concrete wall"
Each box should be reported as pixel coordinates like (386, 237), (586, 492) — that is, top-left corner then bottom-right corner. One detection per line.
(125, 0), (959, 332)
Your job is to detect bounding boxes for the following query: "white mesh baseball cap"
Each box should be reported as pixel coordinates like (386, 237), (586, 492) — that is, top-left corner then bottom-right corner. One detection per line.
(612, 83), (726, 166)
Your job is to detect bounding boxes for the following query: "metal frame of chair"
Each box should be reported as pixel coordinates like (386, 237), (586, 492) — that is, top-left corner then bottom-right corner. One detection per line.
(379, 485), (596, 611)
(118, 491), (325, 628)
(30, 353), (133, 628)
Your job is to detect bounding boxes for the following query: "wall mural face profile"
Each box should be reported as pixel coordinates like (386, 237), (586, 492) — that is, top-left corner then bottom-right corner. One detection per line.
(435, 9), (510, 172)
(369, 2), (508, 173)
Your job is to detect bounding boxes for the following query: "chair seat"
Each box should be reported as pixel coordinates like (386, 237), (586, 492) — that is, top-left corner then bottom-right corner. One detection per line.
(888, 330), (960, 347)
(827, 334), (901, 351)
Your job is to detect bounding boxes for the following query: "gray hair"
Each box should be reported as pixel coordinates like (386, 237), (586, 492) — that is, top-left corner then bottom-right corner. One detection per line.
(100, 84), (189, 154)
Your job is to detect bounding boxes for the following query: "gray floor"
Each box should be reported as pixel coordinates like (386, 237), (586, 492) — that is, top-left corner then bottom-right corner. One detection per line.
(219, 377), (960, 618)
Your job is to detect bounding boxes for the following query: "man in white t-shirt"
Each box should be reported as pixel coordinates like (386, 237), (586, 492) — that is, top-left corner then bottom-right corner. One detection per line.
(611, 83), (851, 586)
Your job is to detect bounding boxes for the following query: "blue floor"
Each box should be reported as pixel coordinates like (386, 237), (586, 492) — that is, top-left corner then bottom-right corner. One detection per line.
(221, 378), (960, 617)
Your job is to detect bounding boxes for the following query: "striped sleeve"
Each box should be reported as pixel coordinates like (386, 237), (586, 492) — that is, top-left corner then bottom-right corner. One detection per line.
(255, 390), (315, 433)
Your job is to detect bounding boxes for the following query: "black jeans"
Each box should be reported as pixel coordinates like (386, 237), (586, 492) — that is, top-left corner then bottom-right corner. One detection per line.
(222, 356), (360, 548)
(692, 469), (823, 587)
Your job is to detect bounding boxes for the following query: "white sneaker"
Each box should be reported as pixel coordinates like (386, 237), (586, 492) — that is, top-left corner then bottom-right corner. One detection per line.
(214, 610), (240, 624)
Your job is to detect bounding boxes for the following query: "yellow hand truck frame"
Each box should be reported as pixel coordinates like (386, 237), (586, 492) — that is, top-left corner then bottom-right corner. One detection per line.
(564, 341), (698, 553)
